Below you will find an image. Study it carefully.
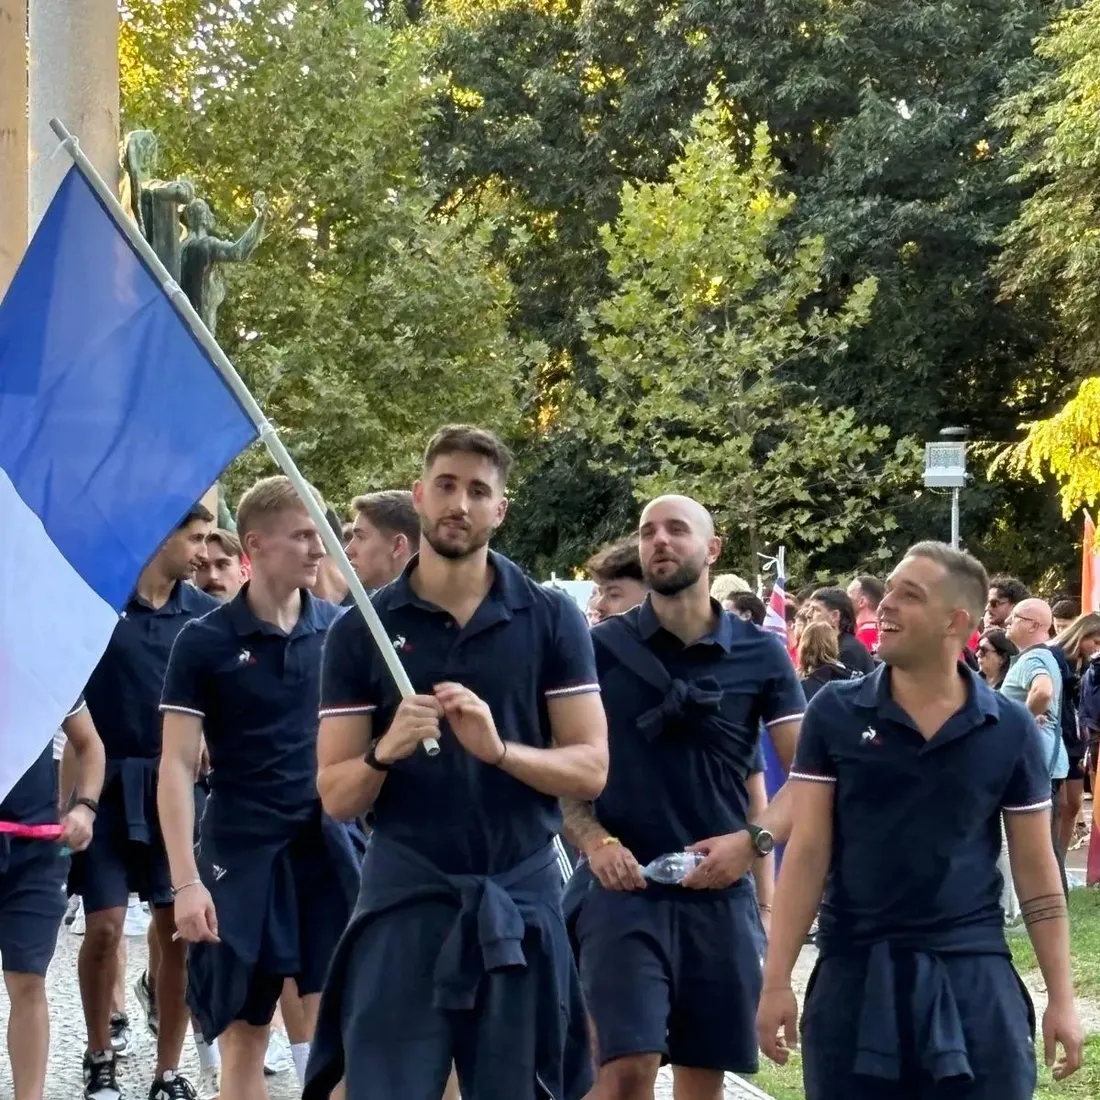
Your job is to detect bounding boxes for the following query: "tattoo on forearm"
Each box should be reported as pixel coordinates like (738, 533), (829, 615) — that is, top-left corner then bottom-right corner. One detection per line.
(1021, 892), (1067, 927)
(561, 798), (606, 850)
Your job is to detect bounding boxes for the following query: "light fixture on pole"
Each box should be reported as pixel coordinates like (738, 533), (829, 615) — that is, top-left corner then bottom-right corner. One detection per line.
(923, 427), (969, 549)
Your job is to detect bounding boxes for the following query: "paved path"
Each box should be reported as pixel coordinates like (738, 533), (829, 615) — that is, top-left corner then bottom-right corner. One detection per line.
(1, 917), (781, 1099)
(0, 919), (301, 1100)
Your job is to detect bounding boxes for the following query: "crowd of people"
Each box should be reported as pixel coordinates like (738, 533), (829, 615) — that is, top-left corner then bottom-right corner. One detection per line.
(0, 423), (1089, 1100)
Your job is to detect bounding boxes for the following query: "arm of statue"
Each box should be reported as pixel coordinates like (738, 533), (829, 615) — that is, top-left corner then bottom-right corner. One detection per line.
(149, 179), (195, 205)
(208, 197), (269, 263)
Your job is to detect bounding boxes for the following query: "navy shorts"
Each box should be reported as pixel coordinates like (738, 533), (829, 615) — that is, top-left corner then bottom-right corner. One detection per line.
(68, 797), (173, 914)
(576, 883), (765, 1072)
(800, 953), (1036, 1100)
(194, 830), (348, 1032)
(0, 841), (69, 975)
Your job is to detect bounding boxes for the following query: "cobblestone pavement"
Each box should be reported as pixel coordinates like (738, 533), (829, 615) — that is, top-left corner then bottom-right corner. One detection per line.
(0, 919), (819, 1099)
(0, 919), (301, 1100)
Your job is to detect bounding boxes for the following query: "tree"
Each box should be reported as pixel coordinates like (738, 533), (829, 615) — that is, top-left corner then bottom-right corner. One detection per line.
(119, 0), (533, 507)
(424, 0), (1071, 577)
(996, 0), (1100, 516)
(574, 97), (920, 573)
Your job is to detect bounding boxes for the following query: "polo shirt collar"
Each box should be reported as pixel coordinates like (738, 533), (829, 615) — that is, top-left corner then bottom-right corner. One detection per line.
(127, 579), (194, 617)
(636, 596), (734, 653)
(387, 550), (535, 615)
(226, 584), (326, 638)
(854, 661), (998, 746)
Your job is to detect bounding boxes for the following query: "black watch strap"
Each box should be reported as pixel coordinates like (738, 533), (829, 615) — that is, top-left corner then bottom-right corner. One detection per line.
(364, 740), (391, 772)
(73, 796), (99, 815)
(747, 823), (774, 856)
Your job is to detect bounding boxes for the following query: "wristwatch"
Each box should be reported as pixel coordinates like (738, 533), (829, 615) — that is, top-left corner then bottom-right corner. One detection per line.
(72, 797), (99, 816)
(747, 824), (775, 857)
(364, 740), (391, 772)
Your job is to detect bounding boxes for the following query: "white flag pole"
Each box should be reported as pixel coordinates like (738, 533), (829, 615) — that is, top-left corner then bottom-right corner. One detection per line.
(50, 118), (440, 757)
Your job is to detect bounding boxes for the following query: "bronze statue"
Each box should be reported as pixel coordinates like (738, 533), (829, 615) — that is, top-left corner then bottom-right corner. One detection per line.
(179, 195), (270, 335)
(120, 130), (195, 282)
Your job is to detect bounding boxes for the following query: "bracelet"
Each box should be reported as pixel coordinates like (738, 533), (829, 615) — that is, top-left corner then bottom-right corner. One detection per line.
(171, 878), (202, 897)
(72, 796), (99, 816)
(597, 836), (620, 848)
(495, 741), (508, 767)
(758, 904), (773, 913)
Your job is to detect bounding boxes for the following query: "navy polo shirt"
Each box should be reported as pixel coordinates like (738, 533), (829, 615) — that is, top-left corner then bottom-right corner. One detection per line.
(320, 550), (601, 876)
(790, 664), (1052, 945)
(0, 697), (87, 825)
(85, 581), (220, 760)
(161, 586), (341, 830)
(591, 598), (805, 867)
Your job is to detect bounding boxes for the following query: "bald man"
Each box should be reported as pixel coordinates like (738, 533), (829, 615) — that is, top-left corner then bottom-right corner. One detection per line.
(562, 494), (805, 1100)
(1003, 598), (1069, 891)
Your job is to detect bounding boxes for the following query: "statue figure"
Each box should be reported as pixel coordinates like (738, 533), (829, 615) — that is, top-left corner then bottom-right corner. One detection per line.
(120, 130), (195, 282)
(180, 194), (270, 335)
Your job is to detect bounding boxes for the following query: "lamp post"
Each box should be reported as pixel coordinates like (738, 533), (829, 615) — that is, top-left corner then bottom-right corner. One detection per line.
(923, 427), (969, 550)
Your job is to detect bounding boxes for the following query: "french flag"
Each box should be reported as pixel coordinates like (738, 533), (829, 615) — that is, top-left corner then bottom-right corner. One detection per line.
(0, 164), (257, 803)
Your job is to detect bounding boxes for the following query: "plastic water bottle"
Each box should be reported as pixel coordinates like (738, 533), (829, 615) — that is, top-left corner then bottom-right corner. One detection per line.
(641, 850), (705, 885)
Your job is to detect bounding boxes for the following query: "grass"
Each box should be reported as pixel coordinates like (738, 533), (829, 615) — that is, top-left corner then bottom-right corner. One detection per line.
(1009, 887), (1100, 998)
(746, 887), (1100, 1099)
(747, 1038), (1100, 1100)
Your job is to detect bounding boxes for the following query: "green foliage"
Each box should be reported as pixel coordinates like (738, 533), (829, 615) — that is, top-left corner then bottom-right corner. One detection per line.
(575, 97), (920, 571)
(996, 1), (1100, 515)
(423, 0), (1074, 578)
(120, 0), (533, 509)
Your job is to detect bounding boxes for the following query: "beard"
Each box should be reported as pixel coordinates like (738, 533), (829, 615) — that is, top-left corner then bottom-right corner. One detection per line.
(644, 555), (704, 596)
(422, 516), (493, 561)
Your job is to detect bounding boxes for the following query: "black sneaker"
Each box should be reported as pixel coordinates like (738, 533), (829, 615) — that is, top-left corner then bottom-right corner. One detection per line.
(134, 970), (159, 1036)
(109, 1011), (134, 1057)
(83, 1049), (122, 1100)
(148, 1071), (198, 1100)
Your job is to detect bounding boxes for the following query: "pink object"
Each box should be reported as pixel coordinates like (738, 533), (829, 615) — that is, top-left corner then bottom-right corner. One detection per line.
(0, 821), (63, 839)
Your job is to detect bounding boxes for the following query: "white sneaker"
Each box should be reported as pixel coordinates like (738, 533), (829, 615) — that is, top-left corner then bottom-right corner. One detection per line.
(123, 894), (150, 937)
(263, 1029), (292, 1076)
(70, 899), (86, 935)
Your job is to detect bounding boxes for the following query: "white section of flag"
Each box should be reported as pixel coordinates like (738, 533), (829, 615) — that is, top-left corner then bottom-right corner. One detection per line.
(0, 468), (118, 803)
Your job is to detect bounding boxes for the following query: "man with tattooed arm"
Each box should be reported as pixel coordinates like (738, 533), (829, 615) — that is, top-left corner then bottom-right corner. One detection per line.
(759, 542), (1083, 1099)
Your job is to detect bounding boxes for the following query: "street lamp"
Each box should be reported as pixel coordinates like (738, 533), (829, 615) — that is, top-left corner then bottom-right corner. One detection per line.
(923, 427), (969, 550)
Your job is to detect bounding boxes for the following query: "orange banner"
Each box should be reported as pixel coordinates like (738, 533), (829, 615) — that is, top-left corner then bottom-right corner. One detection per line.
(1090, 794), (1100, 887)
(1084, 511), (1100, 613)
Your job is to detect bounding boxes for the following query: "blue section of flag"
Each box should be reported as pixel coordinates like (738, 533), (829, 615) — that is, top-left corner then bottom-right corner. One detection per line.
(0, 166), (258, 610)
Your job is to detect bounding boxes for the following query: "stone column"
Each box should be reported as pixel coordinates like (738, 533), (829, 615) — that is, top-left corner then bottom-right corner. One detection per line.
(0, 0), (27, 297)
(28, 0), (118, 232)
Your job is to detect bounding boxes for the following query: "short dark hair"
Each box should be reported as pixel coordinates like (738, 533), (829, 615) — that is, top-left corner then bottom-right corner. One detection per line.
(980, 627), (1019, 665)
(810, 586), (857, 636)
(728, 591), (766, 626)
(586, 537), (643, 584)
(989, 574), (1030, 606)
(351, 490), (420, 550)
(853, 575), (885, 610)
(178, 502), (213, 529)
(423, 425), (513, 483)
(324, 506), (344, 542)
(205, 528), (242, 560)
(1052, 598), (1079, 621)
(907, 541), (990, 628)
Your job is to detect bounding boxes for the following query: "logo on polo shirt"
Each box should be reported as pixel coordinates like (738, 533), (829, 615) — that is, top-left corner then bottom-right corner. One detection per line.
(238, 649), (253, 665)
(392, 635), (409, 652)
(861, 726), (878, 745)
(212, 864), (227, 881)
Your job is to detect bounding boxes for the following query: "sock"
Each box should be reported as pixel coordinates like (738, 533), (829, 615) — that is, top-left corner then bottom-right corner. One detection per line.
(291, 1041), (310, 1085)
(192, 1022), (220, 1071)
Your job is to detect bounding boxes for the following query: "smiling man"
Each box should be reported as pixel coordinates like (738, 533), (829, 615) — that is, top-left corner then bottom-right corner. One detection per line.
(759, 541), (1083, 1099)
(306, 425), (608, 1100)
(563, 494), (803, 1100)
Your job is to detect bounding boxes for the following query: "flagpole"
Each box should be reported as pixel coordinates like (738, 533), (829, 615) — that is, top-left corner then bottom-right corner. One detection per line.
(49, 118), (440, 757)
